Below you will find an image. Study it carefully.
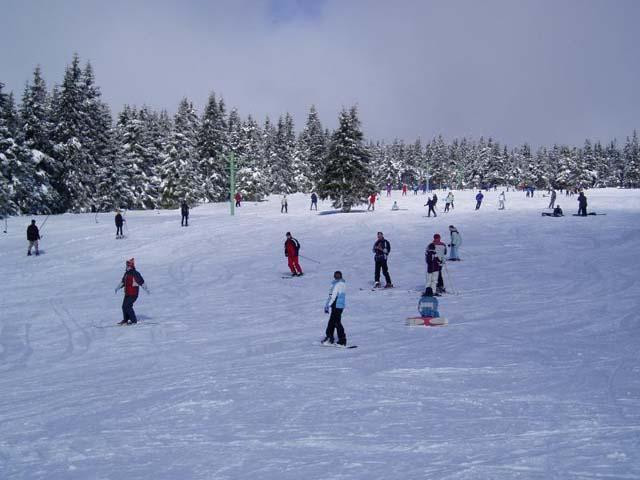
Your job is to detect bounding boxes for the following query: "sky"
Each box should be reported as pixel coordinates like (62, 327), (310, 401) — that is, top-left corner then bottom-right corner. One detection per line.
(1, 0), (639, 147)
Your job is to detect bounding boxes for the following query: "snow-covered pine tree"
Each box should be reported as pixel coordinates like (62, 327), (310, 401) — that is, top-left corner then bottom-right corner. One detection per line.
(298, 105), (326, 190)
(198, 92), (228, 201)
(235, 115), (268, 201)
(158, 98), (204, 207)
(622, 131), (640, 188)
(605, 141), (623, 186)
(269, 115), (296, 193)
(317, 106), (375, 212)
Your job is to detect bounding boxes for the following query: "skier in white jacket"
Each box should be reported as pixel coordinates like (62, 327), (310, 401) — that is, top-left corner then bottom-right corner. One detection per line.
(448, 225), (462, 261)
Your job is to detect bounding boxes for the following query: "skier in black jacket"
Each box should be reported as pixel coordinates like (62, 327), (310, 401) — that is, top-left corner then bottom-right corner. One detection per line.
(372, 232), (393, 288)
(577, 192), (587, 216)
(181, 202), (189, 226)
(115, 211), (125, 238)
(26, 220), (40, 256)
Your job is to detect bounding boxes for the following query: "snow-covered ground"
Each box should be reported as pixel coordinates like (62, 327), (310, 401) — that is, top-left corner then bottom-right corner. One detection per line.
(1, 188), (639, 479)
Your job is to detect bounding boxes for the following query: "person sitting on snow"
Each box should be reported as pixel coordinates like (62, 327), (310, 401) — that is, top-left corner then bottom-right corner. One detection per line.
(391, 201), (400, 211)
(418, 287), (440, 318)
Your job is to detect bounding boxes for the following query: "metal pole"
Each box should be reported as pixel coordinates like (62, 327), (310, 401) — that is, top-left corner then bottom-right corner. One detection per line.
(229, 152), (236, 216)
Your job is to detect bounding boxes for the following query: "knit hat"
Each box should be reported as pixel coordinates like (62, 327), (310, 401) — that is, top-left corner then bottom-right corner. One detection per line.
(126, 258), (135, 268)
(433, 234), (441, 240)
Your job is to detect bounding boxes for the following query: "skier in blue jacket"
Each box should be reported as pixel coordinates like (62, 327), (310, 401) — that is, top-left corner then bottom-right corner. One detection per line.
(475, 191), (484, 210)
(322, 271), (347, 346)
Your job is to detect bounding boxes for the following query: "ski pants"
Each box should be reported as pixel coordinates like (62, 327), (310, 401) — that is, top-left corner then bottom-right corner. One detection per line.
(375, 259), (392, 284)
(28, 240), (39, 255)
(427, 269), (444, 292)
(181, 214), (188, 226)
(428, 205), (437, 217)
(310, 201), (317, 210)
(287, 255), (303, 275)
(116, 225), (123, 236)
(444, 203), (450, 212)
(548, 199), (555, 209)
(475, 201), (482, 210)
(122, 294), (138, 323)
(449, 245), (459, 260)
(281, 204), (288, 213)
(578, 205), (587, 216)
(325, 304), (346, 344)
(499, 200), (505, 210)
(367, 202), (375, 211)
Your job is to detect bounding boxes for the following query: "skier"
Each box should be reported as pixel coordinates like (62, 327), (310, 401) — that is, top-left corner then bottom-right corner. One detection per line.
(577, 192), (588, 216)
(284, 232), (303, 276)
(432, 193), (438, 210)
(391, 201), (400, 211)
(115, 258), (149, 325)
(386, 182), (392, 196)
(422, 181), (427, 194)
(281, 194), (288, 214)
(444, 191), (454, 212)
(26, 219), (40, 256)
(115, 210), (125, 238)
(372, 231), (393, 288)
(498, 190), (506, 210)
(310, 192), (318, 210)
(448, 225), (462, 261)
(475, 191), (484, 210)
(235, 192), (242, 207)
(413, 184), (419, 195)
(181, 201), (189, 226)
(542, 205), (564, 217)
(322, 270), (347, 346)
(402, 183), (408, 196)
(367, 193), (376, 211)
(548, 189), (557, 209)
(425, 196), (437, 217)
(425, 233), (447, 295)
(406, 287), (443, 326)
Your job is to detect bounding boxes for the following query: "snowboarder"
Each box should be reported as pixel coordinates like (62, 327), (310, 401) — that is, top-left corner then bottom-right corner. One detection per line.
(542, 205), (564, 217)
(115, 210), (125, 238)
(448, 225), (461, 261)
(284, 232), (303, 276)
(391, 201), (400, 211)
(310, 192), (318, 210)
(424, 196), (437, 217)
(402, 183), (408, 196)
(26, 219), (40, 256)
(115, 258), (149, 325)
(367, 193), (376, 211)
(418, 287), (440, 318)
(425, 233), (447, 295)
(372, 232), (393, 288)
(498, 190), (506, 210)
(181, 201), (189, 226)
(475, 191), (484, 210)
(577, 192), (588, 216)
(444, 191), (454, 212)
(281, 194), (288, 213)
(235, 192), (242, 207)
(548, 189), (557, 209)
(322, 270), (347, 346)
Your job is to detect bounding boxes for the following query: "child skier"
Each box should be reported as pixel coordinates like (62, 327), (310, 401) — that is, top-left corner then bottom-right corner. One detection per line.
(322, 271), (347, 346)
(26, 219), (40, 256)
(448, 225), (462, 261)
(406, 287), (446, 326)
(115, 258), (149, 325)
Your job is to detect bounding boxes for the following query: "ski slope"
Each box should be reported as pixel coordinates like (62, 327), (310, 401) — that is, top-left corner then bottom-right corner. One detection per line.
(1, 188), (639, 480)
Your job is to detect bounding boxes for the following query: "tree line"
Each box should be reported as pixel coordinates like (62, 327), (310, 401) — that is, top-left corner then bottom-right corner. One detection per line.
(1, 54), (639, 216)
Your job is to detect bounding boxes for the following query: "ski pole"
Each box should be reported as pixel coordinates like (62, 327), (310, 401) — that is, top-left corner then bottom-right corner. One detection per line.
(300, 254), (321, 264)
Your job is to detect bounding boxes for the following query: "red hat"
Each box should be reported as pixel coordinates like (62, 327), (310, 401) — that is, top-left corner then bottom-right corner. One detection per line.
(126, 258), (135, 268)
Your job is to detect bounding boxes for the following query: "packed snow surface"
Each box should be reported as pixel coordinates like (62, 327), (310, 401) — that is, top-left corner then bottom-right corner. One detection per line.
(1, 188), (639, 479)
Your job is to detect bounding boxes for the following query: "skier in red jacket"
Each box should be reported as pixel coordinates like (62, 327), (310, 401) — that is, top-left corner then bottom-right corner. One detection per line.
(115, 258), (149, 325)
(284, 232), (303, 276)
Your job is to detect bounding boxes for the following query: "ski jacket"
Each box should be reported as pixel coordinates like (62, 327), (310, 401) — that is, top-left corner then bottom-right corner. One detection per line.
(234, 193), (242, 202)
(373, 239), (391, 261)
(499, 192), (505, 201)
(418, 295), (440, 318)
(369, 194), (376, 204)
(553, 207), (564, 216)
(434, 240), (448, 261)
(115, 214), (124, 227)
(450, 230), (462, 247)
(476, 193), (484, 202)
(27, 225), (40, 241)
(120, 269), (145, 297)
(432, 194), (438, 205)
(181, 204), (189, 215)
(311, 193), (318, 202)
(425, 198), (434, 207)
(578, 194), (587, 207)
(325, 278), (346, 309)
(281, 196), (288, 206)
(550, 191), (556, 200)
(425, 243), (441, 273)
(284, 238), (300, 257)
(446, 193), (454, 203)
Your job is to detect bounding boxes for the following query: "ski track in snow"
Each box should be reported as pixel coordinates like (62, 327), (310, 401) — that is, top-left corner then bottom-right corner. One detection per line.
(1, 189), (640, 479)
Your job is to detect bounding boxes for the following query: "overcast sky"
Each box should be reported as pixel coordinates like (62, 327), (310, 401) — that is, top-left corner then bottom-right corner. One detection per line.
(1, 0), (639, 147)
